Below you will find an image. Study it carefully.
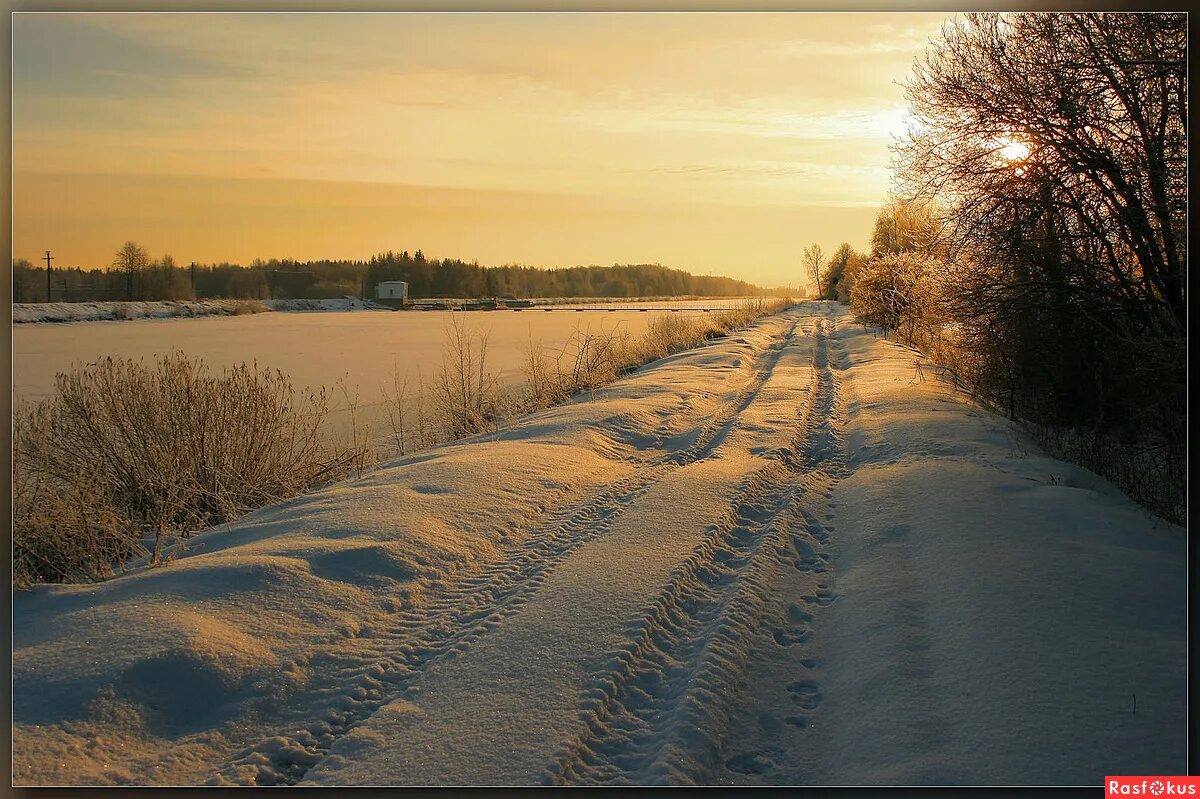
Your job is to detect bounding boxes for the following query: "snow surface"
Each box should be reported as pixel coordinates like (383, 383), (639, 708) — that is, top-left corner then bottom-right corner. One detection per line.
(10, 302), (1185, 786)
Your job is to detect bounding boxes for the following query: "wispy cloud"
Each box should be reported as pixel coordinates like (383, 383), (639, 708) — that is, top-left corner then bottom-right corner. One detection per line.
(643, 164), (814, 177)
(11, 11), (947, 279)
(12, 15), (244, 97)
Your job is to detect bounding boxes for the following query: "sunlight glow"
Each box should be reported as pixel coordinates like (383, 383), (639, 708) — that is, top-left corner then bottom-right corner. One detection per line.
(11, 12), (949, 285)
(996, 137), (1031, 163)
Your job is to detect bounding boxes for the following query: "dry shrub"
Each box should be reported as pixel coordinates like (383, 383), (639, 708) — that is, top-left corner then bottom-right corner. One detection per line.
(229, 299), (268, 316)
(12, 353), (369, 586)
(12, 405), (142, 588)
(523, 325), (633, 410)
(386, 316), (516, 450)
(385, 366), (435, 456)
(521, 339), (568, 411)
(849, 253), (946, 348)
(429, 316), (509, 440)
(710, 298), (789, 332)
(633, 314), (708, 362)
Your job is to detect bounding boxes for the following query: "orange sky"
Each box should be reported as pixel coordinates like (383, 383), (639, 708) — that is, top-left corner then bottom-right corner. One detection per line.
(11, 12), (947, 287)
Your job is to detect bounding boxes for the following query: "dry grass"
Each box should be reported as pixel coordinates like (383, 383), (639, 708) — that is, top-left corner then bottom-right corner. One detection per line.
(384, 367), (431, 457)
(385, 317), (511, 452)
(228, 299), (268, 316)
(523, 298), (793, 410)
(12, 353), (370, 587)
(12, 410), (141, 586)
(429, 316), (511, 439)
(522, 325), (633, 409)
(386, 298), (793, 455)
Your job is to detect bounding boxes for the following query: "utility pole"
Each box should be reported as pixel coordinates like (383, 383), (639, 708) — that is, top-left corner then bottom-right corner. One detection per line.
(44, 251), (54, 303)
(190, 262), (196, 296)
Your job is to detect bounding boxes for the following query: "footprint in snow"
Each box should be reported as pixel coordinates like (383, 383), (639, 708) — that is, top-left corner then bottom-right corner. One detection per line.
(791, 537), (816, 559)
(788, 680), (822, 710)
(725, 748), (780, 775)
(802, 584), (837, 607)
(807, 527), (830, 544)
(787, 604), (814, 624)
(792, 557), (828, 574)
(773, 628), (811, 647)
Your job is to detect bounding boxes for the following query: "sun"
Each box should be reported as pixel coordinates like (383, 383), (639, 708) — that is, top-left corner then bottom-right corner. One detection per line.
(996, 137), (1031, 163)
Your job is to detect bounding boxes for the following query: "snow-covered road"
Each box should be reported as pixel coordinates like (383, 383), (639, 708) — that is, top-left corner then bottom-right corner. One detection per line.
(11, 302), (1186, 786)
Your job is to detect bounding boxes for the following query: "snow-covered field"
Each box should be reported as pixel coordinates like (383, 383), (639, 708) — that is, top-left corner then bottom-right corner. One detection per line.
(10, 302), (1185, 786)
(11, 305), (676, 447)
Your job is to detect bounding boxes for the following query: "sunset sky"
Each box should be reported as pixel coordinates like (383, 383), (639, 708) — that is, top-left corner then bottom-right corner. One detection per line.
(11, 12), (947, 287)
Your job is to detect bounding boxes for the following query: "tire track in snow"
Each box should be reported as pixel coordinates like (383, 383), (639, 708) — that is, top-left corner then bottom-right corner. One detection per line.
(543, 316), (848, 785)
(715, 308), (852, 784)
(207, 313), (805, 786)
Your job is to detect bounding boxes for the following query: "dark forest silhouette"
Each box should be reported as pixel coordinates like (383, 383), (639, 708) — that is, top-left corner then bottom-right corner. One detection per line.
(11, 248), (776, 303)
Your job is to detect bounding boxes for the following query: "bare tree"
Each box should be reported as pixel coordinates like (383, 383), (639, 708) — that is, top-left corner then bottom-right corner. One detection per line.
(112, 241), (150, 301)
(803, 244), (824, 299)
(899, 12), (1185, 336)
(892, 11), (1186, 521)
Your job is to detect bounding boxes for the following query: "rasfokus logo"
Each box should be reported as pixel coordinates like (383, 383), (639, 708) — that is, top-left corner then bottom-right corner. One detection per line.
(1107, 777), (1200, 797)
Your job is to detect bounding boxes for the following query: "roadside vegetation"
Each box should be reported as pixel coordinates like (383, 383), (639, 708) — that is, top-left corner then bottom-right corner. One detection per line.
(13, 356), (371, 587)
(813, 13), (1185, 524)
(13, 299), (791, 587)
(386, 299), (790, 454)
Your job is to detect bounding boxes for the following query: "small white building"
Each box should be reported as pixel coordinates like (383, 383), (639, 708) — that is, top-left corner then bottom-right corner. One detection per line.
(375, 281), (409, 301)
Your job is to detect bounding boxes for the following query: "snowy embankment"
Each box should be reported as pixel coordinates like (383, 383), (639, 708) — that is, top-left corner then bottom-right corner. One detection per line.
(10, 302), (1185, 786)
(11, 297), (390, 323)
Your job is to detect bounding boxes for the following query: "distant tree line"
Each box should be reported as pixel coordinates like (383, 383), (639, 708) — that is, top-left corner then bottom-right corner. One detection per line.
(829, 12), (1185, 523)
(363, 250), (773, 299)
(11, 245), (774, 304)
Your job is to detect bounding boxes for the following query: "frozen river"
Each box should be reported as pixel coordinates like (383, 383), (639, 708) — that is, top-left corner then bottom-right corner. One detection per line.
(11, 302), (747, 449)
